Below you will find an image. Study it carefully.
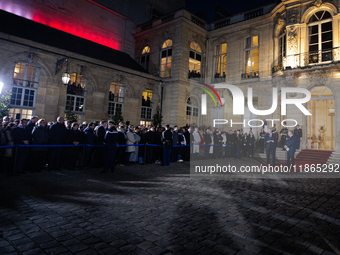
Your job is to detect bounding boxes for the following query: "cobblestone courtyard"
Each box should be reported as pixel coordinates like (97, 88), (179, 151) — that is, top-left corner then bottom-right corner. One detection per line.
(1, 158), (340, 255)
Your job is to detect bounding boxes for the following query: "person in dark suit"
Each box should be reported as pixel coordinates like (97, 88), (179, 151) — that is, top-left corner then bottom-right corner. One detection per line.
(93, 120), (107, 167)
(242, 133), (248, 157)
(13, 119), (30, 174)
(226, 130), (235, 158)
(235, 130), (242, 159)
(248, 132), (255, 157)
(49, 117), (67, 171)
(145, 127), (156, 163)
(162, 124), (172, 166)
(294, 125), (302, 149)
(65, 122), (82, 169)
(102, 121), (118, 173)
(264, 128), (277, 166)
(31, 119), (49, 172)
(203, 129), (212, 158)
(284, 130), (299, 170)
(171, 126), (179, 162)
(116, 125), (126, 166)
(183, 127), (191, 161)
(83, 122), (95, 168)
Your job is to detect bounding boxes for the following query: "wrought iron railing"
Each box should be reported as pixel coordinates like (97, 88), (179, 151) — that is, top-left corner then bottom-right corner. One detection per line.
(283, 47), (340, 69)
(241, 71), (259, 79)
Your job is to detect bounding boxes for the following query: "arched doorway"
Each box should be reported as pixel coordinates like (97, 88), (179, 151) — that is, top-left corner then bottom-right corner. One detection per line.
(307, 86), (335, 150)
(186, 96), (199, 126)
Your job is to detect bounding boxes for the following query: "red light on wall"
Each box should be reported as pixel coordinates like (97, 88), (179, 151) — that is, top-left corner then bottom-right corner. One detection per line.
(32, 13), (120, 50)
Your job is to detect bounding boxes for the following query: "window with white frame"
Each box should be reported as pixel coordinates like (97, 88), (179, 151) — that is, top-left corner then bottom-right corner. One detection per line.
(214, 43), (227, 78)
(160, 39), (172, 78)
(243, 36), (259, 78)
(189, 42), (202, 78)
(141, 46), (150, 71)
(108, 82), (124, 118)
(141, 89), (153, 120)
(278, 27), (286, 66)
(308, 11), (333, 63)
(66, 73), (86, 113)
(186, 96), (199, 125)
(9, 62), (40, 120)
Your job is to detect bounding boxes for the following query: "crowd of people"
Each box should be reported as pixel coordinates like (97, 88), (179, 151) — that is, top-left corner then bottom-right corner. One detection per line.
(188, 70), (201, 79)
(66, 82), (85, 95)
(0, 116), (193, 175)
(0, 114), (303, 175)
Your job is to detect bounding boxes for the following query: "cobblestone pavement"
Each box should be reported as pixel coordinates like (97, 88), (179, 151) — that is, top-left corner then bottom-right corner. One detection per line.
(0, 158), (340, 255)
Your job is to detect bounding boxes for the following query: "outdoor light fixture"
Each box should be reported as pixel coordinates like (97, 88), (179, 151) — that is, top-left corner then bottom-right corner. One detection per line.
(62, 72), (70, 86)
(55, 57), (70, 86)
(0, 81), (3, 94)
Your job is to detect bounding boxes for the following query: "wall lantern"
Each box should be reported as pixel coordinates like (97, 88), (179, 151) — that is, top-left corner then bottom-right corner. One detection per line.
(55, 57), (70, 86)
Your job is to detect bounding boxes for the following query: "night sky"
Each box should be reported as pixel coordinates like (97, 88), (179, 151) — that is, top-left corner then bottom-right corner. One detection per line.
(185, 0), (278, 22)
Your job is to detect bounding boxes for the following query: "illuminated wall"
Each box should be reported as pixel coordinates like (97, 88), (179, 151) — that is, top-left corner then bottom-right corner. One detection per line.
(0, 0), (136, 56)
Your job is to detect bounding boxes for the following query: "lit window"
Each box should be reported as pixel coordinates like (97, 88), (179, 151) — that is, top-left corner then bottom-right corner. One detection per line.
(308, 11), (333, 63)
(189, 42), (202, 78)
(243, 36), (259, 78)
(13, 62), (40, 88)
(108, 82), (124, 117)
(141, 89), (153, 120)
(66, 73), (86, 113)
(214, 43), (227, 78)
(9, 62), (40, 119)
(141, 46), (150, 71)
(160, 39), (172, 78)
(9, 108), (33, 120)
(139, 120), (152, 127)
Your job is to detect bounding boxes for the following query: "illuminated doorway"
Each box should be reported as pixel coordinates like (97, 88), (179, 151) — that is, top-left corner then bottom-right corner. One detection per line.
(306, 86), (335, 150)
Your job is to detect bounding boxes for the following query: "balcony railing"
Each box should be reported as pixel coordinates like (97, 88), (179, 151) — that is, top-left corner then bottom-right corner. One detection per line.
(161, 14), (174, 24)
(214, 19), (230, 29)
(244, 8), (263, 20)
(141, 22), (152, 31)
(241, 71), (259, 79)
(191, 15), (205, 28)
(283, 47), (340, 69)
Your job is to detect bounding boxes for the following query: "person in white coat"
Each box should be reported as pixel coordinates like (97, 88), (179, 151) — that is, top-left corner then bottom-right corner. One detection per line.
(129, 127), (141, 163)
(126, 125), (136, 165)
(192, 127), (201, 160)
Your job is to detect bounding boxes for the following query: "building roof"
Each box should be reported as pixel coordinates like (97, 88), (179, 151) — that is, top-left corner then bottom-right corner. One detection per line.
(0, 10), (149, 74)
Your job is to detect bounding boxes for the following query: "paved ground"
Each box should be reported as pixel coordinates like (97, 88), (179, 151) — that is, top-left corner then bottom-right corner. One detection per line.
(0, 158), (340, 255)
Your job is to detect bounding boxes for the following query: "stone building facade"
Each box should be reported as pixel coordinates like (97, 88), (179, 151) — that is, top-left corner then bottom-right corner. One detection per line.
(0, 0), (161, 125)
(134, 0), (340, 151)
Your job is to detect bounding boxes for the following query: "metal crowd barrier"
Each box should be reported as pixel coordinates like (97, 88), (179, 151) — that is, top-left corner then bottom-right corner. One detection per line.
(0, 143), (235, 175)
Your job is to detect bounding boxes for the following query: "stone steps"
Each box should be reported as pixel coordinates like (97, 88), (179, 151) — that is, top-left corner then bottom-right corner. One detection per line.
(327, 151), (340, 164)
(254, 149), (301, 161)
